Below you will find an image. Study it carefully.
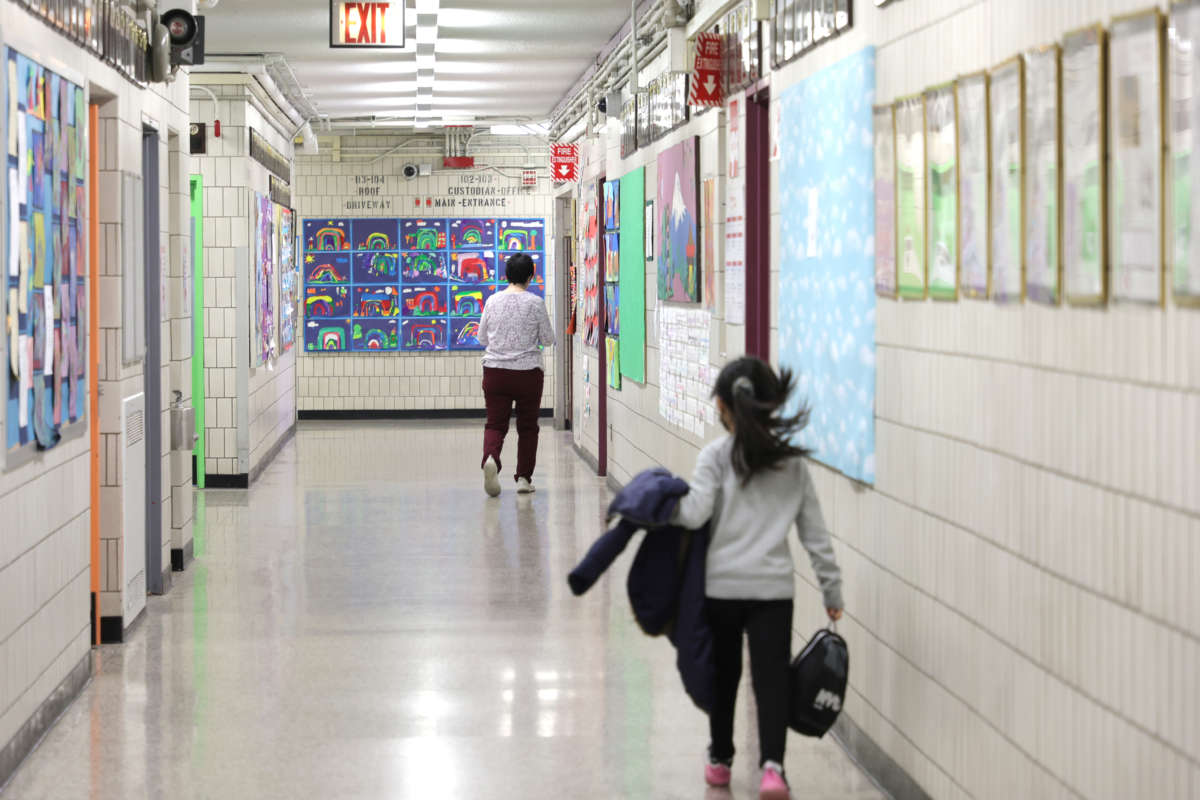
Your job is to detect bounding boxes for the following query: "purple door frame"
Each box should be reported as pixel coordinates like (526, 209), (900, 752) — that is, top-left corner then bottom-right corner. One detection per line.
(745, 82), (771, 361)
(595, 178), (608, 477)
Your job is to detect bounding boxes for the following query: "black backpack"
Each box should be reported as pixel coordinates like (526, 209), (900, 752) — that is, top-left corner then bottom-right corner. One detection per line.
(788, 627), (849, 737)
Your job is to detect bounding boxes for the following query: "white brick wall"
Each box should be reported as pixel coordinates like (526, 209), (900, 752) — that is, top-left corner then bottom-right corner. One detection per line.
(293, 135), (556, 412)
(0, 1), (192, 762)
(190, 84), (297, 477)
(575, 0), (1200, 796)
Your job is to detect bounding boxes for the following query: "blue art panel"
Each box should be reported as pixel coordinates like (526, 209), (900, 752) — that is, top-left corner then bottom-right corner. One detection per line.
(304, 285), (350, 318)
(496, 218), (545, 251)
(401, 284), (448, 317)
(352, 285), (401, 317)
(778, 47), (877, 485)
(450, 317), (484, 350)
(304, 252), (351, 284)
(449, 250), (496, 283)
(352, 318), (399, 351)
(352, 218), (400, 251)
(5, 50), (87, 457)
(304, 318), (351, 352)
(494, 251), (544, 284)
(352, 251), (399, 283)
(448, 284), (495, 317)
(402, 251), (448, 281)
(605, 285), (619, 336)
(400, 218), (446, 251)
(304, 218), (351, 251)
(401, 318), (448, 351)
(448, 218), (496, 249)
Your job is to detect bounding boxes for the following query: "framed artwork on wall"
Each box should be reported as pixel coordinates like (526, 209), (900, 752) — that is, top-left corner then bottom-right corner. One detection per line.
(644, 200), (654, 260)
(1024, 44), (1063, 305)
(895, 94), (927, 299)
(873, 104), (897, 298)
(957, 72), (990, 299)
(1169, 1), (1200, 305)
(924, 83), (958, 300)
(989, 56), (1025, 303)
(657, 136), (701, 303)
(1062, 25), (1107, 305)
(1109, 9), (1165, 306)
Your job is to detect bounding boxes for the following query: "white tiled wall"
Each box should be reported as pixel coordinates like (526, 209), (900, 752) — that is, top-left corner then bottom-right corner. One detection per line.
(0, 1), (192, 764)
(293, 135), (556, 412)
(574, 0), (1200, 796)
(190, 83), (297, 478)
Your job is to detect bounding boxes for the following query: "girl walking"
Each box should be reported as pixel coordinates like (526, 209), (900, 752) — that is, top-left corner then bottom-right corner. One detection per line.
(672, 357), (844, 800)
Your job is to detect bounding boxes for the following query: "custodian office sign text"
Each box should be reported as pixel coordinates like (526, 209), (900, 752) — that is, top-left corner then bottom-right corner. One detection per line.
(330, 2), (404, 48)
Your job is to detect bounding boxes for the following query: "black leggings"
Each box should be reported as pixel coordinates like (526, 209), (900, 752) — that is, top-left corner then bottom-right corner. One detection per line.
(707, 597), (793, 767)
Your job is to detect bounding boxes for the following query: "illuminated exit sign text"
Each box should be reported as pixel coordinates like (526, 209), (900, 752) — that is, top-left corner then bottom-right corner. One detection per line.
(330, 2), (405, 48)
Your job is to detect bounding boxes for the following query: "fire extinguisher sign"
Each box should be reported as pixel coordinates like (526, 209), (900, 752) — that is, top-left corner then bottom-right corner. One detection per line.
(688, 33), (723, 108)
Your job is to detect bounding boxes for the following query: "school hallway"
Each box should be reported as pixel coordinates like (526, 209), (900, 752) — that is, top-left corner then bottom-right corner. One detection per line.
(0, 422), (883, 800)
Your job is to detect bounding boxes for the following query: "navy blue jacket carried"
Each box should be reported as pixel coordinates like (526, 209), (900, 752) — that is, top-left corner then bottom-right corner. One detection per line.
(568, 468), (714, 713)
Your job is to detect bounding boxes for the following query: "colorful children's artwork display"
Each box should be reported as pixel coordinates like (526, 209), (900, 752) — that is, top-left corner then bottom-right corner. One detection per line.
(579, 186), (601, 348)
(277, 206), (297, 352)
(657, 136), (701, 302)
(606, 337), (621, 389)
(604, 179), (620, 231)
(604, 233), (620, 282)
(4, 50), (88, 457)
(605, 285), (620, 336)
(778, 47), (877, 485)
(301, 217), (546, 352)
(252, 193), (275, 366)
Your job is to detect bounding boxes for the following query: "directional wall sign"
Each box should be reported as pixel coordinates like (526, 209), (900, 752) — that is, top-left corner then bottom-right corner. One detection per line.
(330, 2), (405, 48)
(689, 32), (724, 108)
(551, 143), (580, 183)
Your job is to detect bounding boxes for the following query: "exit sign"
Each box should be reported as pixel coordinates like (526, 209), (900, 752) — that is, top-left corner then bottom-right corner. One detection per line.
(330, 2), (405, 48)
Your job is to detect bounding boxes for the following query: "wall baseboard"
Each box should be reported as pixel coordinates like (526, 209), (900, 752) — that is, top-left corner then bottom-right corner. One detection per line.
(171, 539), (194, 572)
(298, 408), (553, 421)
(248, 423), (296, 485)
(828, 711), (932, 800)
(204, 473), (249, 489)
(0, 653), (91, 789)
(572, 441), (600, 474)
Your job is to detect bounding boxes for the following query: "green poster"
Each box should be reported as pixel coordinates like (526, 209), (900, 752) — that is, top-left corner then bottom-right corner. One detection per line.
(619, 167), (646, 383)
(896, 98), (926, 299)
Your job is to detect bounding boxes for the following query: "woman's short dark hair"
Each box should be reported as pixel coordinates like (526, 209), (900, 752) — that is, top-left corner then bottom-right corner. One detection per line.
(712, 356), (812, 484)
(505, 253), (535, 285)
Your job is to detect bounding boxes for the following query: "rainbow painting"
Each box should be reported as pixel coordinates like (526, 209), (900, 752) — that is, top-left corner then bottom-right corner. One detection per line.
(352, 319), (399, 351)
(401, 218), (446, 251)
(401, 251), (448, 281)
(352, 218), (400, 250)
(401, 284), (448, 317)
(401, 319), (448, 351)
(450, 251), (496, 283)
(353, 251), (399, 283)
(304, 219), (351, 251)
(496, 218), (545, 251)
(450, 317), (484, 350)
(304, 319), (351, 352)
(305, 286), (350, 317)
(448, 218), (496, 249)
(352, 285), (401, 317)
(449, 285), (493, 317)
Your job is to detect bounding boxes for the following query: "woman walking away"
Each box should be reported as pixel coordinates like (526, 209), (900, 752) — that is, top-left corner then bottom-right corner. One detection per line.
(477, 253), (555, 497)
(672, 356), (844, 800)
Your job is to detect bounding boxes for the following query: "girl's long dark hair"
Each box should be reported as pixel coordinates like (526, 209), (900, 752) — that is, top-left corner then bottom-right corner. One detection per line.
(713, 357), (812, 484)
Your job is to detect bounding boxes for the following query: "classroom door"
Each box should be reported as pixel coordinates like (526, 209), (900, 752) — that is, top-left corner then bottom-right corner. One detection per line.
(745, 87), (771, 360)
(142, 127), (163, 595)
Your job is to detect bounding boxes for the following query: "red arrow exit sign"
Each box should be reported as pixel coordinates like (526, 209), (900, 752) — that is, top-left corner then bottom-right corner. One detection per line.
(330, 2), (405, 48)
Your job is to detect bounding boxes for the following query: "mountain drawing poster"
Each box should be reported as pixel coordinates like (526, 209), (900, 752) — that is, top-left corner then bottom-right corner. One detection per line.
(656, 136), (700, 302)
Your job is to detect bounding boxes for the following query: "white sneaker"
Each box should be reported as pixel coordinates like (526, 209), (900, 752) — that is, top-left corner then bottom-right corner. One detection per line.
(483, 457), (501, 497)
(516, 477), (535, 494)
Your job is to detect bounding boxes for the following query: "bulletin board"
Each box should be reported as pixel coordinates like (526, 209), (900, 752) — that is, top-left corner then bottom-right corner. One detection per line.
(778, 46), (877, 485)
(3, 49), (89, 463)
(301, 217), (546, 352)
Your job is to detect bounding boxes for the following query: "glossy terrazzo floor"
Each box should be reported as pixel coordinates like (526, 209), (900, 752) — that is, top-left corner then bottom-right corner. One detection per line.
(1, 422), (883, 800)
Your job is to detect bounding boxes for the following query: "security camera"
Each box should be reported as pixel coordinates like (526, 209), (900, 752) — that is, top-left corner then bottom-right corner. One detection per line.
(402, 164), (418, 179)
(596, 97), (607, 115)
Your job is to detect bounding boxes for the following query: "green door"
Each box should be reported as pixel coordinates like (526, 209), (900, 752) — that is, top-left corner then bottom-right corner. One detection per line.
(190, 176), (206, 488)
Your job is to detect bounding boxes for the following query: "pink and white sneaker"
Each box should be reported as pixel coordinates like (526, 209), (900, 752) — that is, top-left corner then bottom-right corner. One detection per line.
(704, 751), (732, 787)
(759, 761), (790, 800)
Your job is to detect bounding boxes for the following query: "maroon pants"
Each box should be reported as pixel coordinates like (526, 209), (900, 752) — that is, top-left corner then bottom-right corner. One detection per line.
(481, 367), (544, 481)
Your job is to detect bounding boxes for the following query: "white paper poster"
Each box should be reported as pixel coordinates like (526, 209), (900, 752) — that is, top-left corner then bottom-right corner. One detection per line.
(658, 305), (718, 435)
(725, 96), (746, 324)
(8, 168), (18, 276)
(42, 289), (53, 376)
(18, 335), (30, 427)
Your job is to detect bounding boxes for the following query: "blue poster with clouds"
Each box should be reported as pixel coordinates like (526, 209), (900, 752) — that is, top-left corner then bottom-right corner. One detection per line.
(778, 47), (877, 485)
